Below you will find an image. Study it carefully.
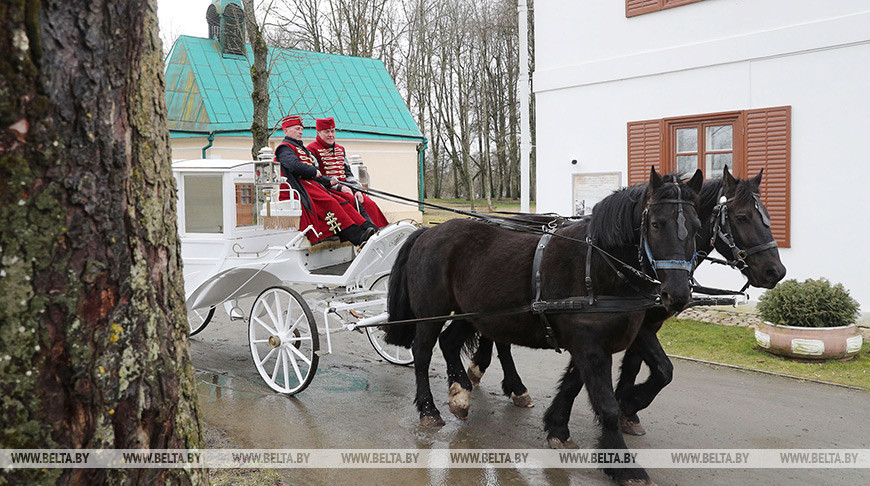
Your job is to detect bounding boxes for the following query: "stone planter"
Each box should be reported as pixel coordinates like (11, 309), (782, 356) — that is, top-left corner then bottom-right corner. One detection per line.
(755, 321), (863, 360)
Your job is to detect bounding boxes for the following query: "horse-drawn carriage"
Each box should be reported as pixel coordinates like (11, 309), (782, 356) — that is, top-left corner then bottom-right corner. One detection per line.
(175, 153), (785, 485)
(173, 148), (414, 395)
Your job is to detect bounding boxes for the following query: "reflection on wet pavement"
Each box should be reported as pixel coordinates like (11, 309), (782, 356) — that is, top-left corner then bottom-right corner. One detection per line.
(191, 307), (870, 486)
(192, 328), (584, 485)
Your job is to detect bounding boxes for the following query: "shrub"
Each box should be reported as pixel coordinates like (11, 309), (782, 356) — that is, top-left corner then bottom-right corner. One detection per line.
(757, 278), (860, 328)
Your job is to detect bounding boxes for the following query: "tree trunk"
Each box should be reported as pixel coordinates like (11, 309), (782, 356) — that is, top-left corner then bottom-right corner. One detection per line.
(244, 0), (271, 160)
(0, 1), (204, 484)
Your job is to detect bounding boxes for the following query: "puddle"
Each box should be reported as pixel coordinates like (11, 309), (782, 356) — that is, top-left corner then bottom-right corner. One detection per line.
(195, 370), (272, 402)
(313, 368), (369, 392)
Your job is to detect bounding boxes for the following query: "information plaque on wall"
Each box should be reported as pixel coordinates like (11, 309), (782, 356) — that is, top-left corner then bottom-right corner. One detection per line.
(572, 172), (621, 216)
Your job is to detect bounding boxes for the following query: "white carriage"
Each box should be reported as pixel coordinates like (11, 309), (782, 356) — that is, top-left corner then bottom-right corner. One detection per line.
(173, 148), (415, 395)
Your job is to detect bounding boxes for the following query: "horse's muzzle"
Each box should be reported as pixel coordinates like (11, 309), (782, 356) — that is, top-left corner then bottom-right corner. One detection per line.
(659, 273), (693, 313)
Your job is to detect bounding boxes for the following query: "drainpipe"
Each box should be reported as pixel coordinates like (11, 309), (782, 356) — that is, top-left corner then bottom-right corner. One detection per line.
(417, 139), (428, 213)
(201, 131), (215, 159)
(518, 0), (531, 213)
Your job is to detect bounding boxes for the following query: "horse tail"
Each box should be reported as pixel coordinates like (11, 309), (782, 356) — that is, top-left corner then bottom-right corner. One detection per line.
(384, 227), (428, 348)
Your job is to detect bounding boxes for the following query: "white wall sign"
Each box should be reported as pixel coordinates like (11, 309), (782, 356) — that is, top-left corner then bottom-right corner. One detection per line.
(572, 172), (621, 216)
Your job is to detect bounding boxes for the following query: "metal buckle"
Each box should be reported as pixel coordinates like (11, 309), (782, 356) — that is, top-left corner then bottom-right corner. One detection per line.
(531, 301), (548, 313)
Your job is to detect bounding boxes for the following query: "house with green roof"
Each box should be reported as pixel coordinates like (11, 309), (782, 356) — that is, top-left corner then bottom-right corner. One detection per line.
(163, 0), (425, 221)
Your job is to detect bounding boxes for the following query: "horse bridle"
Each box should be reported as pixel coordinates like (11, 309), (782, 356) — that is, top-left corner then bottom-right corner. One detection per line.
(639, 184), (698, 277)
(709, 192), (778, 271)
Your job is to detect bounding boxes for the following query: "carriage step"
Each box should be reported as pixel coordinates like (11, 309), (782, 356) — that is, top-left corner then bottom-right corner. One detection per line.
(228, 306), (245, 320)
(309, 261), (353, 276)
(315, 350), (331, 356)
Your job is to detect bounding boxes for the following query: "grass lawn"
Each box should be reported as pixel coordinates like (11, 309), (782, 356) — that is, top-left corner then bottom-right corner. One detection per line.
(660, 318), (870, 390)
(425, 198), (535, 212)
(423, 198), (536, 224)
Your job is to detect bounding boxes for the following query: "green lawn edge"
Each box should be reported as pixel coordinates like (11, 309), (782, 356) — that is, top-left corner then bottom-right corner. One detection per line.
(660, 318), (870, 391)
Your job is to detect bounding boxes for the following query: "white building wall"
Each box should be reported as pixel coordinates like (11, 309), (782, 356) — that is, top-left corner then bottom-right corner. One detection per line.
(534, 0), (870, 311)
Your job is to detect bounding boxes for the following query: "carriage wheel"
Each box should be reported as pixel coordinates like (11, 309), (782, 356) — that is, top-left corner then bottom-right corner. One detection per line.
(248, 286), (319, 395)
(188, 307), (215, 336)
(365, 275), (414, 366)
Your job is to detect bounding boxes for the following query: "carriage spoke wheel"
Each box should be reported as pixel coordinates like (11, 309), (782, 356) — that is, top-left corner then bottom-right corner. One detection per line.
(249, 286), (319, 395)
(188, 306), (215, 336)
(365, 275), (414, 366)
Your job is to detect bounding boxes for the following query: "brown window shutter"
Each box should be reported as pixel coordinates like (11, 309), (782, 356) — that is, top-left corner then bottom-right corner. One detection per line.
(663, 0), (704, 9)
(626, 0), (660, 18)
(627, 119), (663, 186)
(744, 106), (791, 247)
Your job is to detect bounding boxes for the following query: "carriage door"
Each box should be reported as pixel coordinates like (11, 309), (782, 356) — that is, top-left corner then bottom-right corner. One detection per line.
(235, 183), (254, 226)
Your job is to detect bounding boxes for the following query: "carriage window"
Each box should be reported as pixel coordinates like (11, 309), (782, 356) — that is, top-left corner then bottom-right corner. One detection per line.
(184, 175), (223, 233)
(235, 183), (255, 227)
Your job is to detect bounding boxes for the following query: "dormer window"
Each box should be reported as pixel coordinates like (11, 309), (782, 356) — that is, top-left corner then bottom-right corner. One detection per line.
(221, 3), (246, 56)
(207, 4), (220, 40)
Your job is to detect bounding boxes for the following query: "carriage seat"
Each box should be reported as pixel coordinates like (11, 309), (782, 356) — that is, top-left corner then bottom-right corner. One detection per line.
(261, 189), (302, 230)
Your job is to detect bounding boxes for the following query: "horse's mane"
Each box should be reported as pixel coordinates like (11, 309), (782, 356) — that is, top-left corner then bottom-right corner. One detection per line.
(589, 174), (695, 249)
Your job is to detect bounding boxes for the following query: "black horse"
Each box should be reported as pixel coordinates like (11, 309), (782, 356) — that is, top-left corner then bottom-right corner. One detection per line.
(385, 168), (703, 486)
(468, 167), (787, 436)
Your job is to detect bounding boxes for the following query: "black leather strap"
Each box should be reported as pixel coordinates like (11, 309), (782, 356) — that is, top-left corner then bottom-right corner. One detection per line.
(531, 232), (561, 352)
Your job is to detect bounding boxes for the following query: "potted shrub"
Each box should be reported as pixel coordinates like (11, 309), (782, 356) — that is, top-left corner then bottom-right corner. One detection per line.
(755, 278), (863, 359)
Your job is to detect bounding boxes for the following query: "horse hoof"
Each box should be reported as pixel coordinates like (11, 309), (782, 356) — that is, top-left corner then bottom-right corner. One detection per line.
(510, 391), (535, 408)
(619, 414), (646, 436)
(547, 437), (579, 449)
(448, 383), (471, 420)
(467, 365), (483, 386)
(421, 414), (445, 427)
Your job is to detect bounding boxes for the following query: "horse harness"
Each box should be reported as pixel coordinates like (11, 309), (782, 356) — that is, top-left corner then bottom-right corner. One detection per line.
(698, 191), (779, 292)
(351, 183), (755, 349)
(530, 187), (697, 352)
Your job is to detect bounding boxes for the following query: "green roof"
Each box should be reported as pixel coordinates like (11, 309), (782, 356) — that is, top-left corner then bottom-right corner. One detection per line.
(164, 36), (423, 141)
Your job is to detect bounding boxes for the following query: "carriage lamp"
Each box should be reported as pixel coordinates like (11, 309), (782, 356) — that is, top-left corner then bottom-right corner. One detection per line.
(347, 155), (370, 188)
(254, 150), (286, 219)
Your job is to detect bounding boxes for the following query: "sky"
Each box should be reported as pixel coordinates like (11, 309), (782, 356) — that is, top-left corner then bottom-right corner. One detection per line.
(157, 0), (213, 42)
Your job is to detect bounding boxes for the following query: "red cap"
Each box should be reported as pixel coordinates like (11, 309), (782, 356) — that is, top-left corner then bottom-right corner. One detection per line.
(316, 117), (335, 131)
(281, 115), (303, 129)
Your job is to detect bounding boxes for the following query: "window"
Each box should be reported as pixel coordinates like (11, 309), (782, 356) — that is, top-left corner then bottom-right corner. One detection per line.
(220, 3), (246, 56)
(627, 106), (791, 247)
(235, 183), (255, 227)
(668, 112), (741, 179)
(184, 175), (223, 233)
(207, 4), (220, 40)
(626, 0), (705, 18)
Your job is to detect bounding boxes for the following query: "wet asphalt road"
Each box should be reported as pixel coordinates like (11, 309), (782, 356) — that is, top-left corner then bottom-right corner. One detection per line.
(189, 303), (869, 486)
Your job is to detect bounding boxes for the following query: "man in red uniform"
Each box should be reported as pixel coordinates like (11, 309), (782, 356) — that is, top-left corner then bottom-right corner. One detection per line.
(307, 117), (390, 228)
(275, 114), (376, 245)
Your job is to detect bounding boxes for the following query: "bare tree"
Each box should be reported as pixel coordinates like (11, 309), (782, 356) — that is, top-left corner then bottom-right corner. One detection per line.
(265, 0), (530, 205)
(1, 1), (204, 484)
(274, 0), (327, 51)
(244, 0), (276, 159)
(160, 18), (182, 60)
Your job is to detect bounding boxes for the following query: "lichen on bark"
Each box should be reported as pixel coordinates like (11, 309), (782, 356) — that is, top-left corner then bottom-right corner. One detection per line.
(1, 1), (205, 484)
